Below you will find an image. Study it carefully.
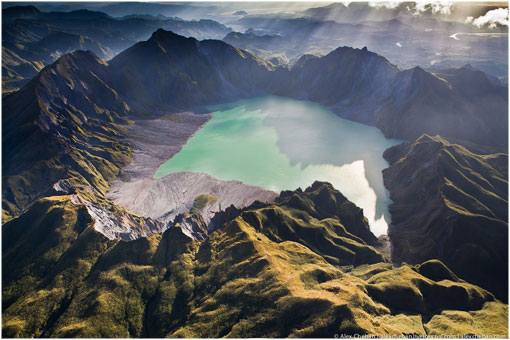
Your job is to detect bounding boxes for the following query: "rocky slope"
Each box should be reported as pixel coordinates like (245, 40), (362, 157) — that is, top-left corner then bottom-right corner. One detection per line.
(108, 172), (277, 233)
(3, 183), (507, 338)
(108, 113), (211, 182)
(104, 112), (277, 240)
(383, 135), (508, 301)
(2, 50), (133, 221)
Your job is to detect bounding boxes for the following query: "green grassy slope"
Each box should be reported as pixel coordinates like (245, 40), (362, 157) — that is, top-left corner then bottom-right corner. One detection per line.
(3, 184), (508, 338)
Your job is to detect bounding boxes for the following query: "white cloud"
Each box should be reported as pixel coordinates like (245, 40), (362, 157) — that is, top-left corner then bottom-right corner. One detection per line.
(368, 2), (401, 9)
(470, 8), (509, 28)
(366, 2), (454, 16)
(414, 2), (453, 15)
(432, 2), (452, 14)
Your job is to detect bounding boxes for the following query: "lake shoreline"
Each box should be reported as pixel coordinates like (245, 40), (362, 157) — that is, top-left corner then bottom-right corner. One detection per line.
(107, 110), (277, 239)
(153, 96), (402, 236)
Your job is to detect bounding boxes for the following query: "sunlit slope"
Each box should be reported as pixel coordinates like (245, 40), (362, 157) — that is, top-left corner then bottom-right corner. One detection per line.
(2, 13), (114, 93)
(383, 135), (508, 301)
(2, 46), (44, 94)
(2, 50), (133, 221)
(3, 183), (507, 338)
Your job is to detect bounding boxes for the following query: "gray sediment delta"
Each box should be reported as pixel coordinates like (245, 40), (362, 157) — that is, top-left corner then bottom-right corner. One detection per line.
(105, 111), (277, 240)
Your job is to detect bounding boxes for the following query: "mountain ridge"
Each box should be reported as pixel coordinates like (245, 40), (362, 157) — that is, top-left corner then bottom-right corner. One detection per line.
(3, 183), (507, 337)
(383, 134), (508, 301)
(2, 50), (133, 221)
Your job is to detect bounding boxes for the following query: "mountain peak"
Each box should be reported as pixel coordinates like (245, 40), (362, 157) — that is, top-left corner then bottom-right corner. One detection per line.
(3, 5), (41, 20)
(330, 45), (378, 60)
(150, 28), (196, 44)
(411, 65), (425, 74)
(148, 29), (200, 53)
(306, 180), (335, 193)
(67, 9), (110, 18)
(460, 63), (476, 71)
(57, 50), (105, 67)
(414, 134), (448, 146)
(409, 66), (439, 84)
(5, 4), (40, 12)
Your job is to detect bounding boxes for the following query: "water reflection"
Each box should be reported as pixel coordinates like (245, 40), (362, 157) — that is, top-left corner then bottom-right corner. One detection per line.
(155, 96), (403, 236)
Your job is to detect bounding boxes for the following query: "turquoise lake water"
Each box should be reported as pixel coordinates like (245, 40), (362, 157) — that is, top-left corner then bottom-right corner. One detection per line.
(155, 96), (402, 236)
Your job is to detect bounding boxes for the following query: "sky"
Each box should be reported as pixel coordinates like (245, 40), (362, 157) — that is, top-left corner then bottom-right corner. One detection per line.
(2, 1), (508, 30)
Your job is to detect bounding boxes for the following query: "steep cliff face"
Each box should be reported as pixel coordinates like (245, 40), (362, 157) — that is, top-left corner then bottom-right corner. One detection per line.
(3, 184), (507, 338)
(374, 66), (508, 151)
(108, 29), (274, 115)
(383, 135), (508, 301)
(2, 51), (133, 221)
(281, 46), (399, 108)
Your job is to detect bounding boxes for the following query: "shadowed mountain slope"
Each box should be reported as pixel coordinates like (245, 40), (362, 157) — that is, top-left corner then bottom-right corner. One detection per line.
(2, 6), (232, 92)
(4, 29), (507, 148)
(109, 29), (274, 114)
(110, 31), (507, 151)
(374, 66), (508, 150)
(383, 135), (508, 301)
(31, 31), (114, 60)
(277, 48), (507, 150)
(277, 46), (400, 111)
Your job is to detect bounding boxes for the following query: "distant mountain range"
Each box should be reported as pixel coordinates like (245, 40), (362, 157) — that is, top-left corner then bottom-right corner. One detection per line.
(2, 5), (232, 92)
(302, 2), (509, 29)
